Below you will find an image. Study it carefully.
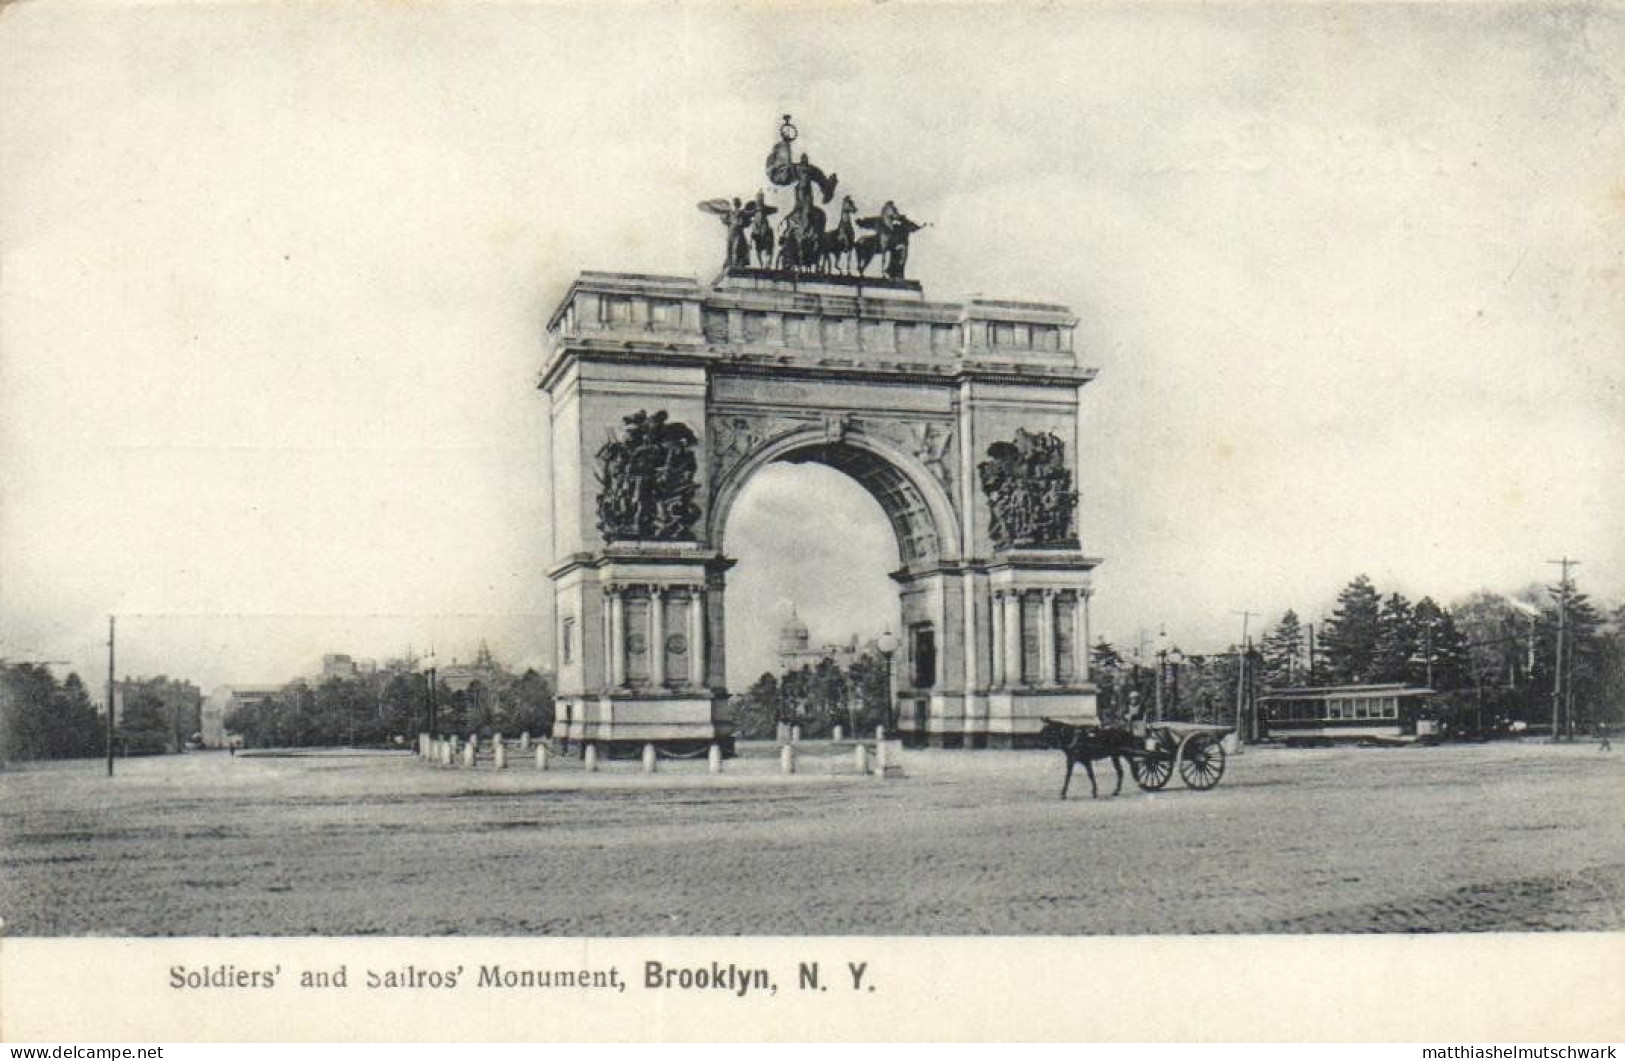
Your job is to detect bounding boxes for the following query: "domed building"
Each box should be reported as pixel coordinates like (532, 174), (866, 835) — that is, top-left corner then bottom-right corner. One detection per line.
(775, 608), (874, 675)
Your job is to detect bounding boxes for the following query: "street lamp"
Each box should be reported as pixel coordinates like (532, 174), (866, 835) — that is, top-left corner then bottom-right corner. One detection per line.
(875, 630), (900, 734)
(419, 649), (438, 738)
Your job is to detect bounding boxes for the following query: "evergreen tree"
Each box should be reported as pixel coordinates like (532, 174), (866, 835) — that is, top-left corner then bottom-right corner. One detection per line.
(1412, 597), (1466, 690)
(1322, 575), (1382, 683)
(1372, 593), (1416, 682)
(1261, 610), (1305, 688)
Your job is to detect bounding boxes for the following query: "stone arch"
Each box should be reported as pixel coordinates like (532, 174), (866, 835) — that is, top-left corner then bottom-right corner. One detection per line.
(706, 422), (962, 568)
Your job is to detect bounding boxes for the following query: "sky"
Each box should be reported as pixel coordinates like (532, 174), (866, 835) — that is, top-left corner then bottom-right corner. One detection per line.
(2, 3), (1621, 694)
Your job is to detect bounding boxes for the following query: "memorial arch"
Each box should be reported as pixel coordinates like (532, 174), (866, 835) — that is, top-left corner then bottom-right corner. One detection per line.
(539, 119), (1102, 751)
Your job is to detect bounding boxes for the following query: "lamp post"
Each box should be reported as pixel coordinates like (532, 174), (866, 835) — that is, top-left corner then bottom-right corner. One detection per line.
(876, 630), (900, 734)
(420, 648), (438, 738)
(1166, 647), (1184, 721)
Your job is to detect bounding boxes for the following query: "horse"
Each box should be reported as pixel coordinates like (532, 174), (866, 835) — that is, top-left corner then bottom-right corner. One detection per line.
(820, 196), (857, 274)
(1040, 718), (1130, 800)
(750, 201), (776, 269)
(777, 201), (826, 272)
(854, 232), (881, 276)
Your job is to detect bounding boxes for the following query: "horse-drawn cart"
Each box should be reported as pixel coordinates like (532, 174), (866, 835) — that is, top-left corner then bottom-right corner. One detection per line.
(1041, 717), (1232, 799)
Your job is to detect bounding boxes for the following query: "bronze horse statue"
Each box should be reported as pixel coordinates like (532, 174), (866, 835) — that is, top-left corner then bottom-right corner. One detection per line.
(820, 196), (857, 274)
(1040, 717), (1131, 800)
(749, 192), (777, 268)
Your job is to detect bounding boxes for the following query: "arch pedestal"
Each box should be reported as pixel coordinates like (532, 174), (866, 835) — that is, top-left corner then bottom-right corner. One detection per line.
(541, 269), (1102, 750)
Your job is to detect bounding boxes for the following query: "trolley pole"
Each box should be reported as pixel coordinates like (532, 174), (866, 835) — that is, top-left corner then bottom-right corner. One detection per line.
(1231, 610), (1257, 743)
(105, 616), (115, 778)
(1546, 558), (1579, 741)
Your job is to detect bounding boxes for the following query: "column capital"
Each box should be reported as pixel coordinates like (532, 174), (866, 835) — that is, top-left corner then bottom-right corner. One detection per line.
(603, 583), (623, 598)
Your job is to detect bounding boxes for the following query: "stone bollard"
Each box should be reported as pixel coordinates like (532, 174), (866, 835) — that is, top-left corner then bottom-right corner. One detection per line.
(642, 743), (657, 773)
(493, 738), (507, 770)
(535, 743), (549, 771)
(468, 734), (479, 757)
(461, 741), (475, 768)
(791, 724), (802, 744)
(439, 740), (452, 767)
(854, 743), (869, 774)
(875, 739), (889, 777)
(519, 732), (530, 751)
(875, 725), (886, 742)
(780, 743), (795, 775)
(833, 724), (844, 742)
(708, 744), (722, 774)
(584, 744), (598, 773)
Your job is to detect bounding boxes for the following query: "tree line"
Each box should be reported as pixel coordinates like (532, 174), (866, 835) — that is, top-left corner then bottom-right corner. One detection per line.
(224, 668), (556, 749)
(0, 664), (104, 762)
(731, 651), (892, 739)
(1091, 574), (1624, 737)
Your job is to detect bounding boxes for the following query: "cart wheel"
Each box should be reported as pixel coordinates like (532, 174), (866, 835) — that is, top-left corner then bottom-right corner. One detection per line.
(1130, 754), (1172, 791)
(1177, 733), (1226, 790)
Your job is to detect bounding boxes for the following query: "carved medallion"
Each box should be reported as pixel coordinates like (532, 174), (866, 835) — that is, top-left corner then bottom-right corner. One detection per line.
(666, 634), (688, 656)
(596, 410), (701, 542)
(978, 429), (1078, 549)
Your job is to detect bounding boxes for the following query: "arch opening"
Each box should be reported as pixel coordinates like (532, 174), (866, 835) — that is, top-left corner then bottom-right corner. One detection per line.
(721, 461), (899, 692)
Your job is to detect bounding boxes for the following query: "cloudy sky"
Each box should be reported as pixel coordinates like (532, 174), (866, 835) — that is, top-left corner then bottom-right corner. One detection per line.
(2, 3), (1621, 693)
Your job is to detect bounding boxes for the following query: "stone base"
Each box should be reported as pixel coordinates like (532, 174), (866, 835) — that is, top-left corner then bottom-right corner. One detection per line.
(900, 686), (1099, 748)
(552, 691), (733, 750)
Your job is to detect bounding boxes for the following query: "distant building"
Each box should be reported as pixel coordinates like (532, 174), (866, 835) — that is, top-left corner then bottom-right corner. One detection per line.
(1259, 684), (1437, 742)
(320, 654), (375, 681)
(202, 685), (283, 748)
(439, 639), (508, 693)
(776, 610), (874, 674)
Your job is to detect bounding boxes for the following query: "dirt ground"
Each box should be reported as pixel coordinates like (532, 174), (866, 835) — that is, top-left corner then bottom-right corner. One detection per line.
(1, 741), (1621, 935)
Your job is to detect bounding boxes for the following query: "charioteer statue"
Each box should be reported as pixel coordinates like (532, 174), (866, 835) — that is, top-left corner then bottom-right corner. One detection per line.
(698, 115), (926, 281)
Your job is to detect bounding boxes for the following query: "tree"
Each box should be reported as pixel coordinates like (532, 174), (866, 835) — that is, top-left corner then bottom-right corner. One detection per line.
(733, 672), (780, 739)
(847, 652), (891, 734)
(1322, 575), (1382, 684)
(1372, 593), (1416, 682)
(1090, 640), (1124, 722)
(502, 669), (555, 737)
(119, 689), (171, 754)
(1261, 610), (1305, 688)
(1412, 597), (1466, 690)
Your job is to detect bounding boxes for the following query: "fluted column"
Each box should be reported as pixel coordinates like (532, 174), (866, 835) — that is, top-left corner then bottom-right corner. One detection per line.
(1038, 589), (1057, 686)
(990, 591), (1006, 689)
(649, 586), (666, 688)
(688, 588), (707, 689)
(609, 585), (627, 688)
(1074, 589), (1092, 683)
(1005, 591), (1023, 687)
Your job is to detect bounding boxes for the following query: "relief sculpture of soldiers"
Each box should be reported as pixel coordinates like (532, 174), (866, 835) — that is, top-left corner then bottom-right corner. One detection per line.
(978, 429), (1080, 549)
(698, 115), (925, 281)
(595, 410), (701, 542)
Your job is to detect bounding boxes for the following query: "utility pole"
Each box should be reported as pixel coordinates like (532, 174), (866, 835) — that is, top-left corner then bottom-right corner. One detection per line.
(1546, 558), (1579, 741)
(1231, 610), (1257, 742)
(105, 616), (116, 778)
